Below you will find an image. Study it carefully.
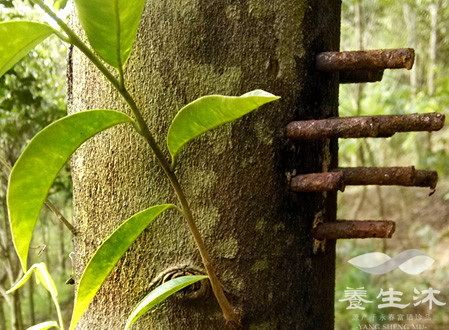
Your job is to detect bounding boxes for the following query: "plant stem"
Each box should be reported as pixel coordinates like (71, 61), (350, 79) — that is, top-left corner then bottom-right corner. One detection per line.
(44, 200), (76, 235)
(33, 0), (239, 325)
(0, 156), (12, 172)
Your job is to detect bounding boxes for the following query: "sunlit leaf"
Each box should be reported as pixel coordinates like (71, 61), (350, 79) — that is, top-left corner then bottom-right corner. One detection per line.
(167, 89), (280, 165)
(70, 204), (174, 330)
(7, 263), (63, 329)
(0, 21), (54, 78)
(74, 0), (146, 68)
(27, 321), (59, 330)
(53, 0), (69, 11)
(8, 110), (134, 271)
(124, 275), (208, 330)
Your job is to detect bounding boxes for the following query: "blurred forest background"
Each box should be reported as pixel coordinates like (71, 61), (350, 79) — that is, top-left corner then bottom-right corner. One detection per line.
(336, 0), (449, 329)
(0, 0), (447, 329)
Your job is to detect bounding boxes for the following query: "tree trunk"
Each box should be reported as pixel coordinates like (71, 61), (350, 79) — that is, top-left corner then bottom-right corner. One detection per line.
(0, 299), (5, 330)
(69, 1), (341, 328)
(402, 3), (417, 93)
(28, 277), (35, 326)
(425, 1), (439, 154)
(428, 1), (438, 97)
(11, 291), (23, 330)
(0, 194), (23, 330)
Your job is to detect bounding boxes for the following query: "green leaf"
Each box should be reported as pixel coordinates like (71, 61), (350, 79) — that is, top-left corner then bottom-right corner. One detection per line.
(124, 275), (208, 330)
(8, 110), (134, 271)
(167, 89), (280, 165)
(74, 0), (146, 68)
(53, 0), (69, 11)
(27, 321), (59, 330)
(0, 21), (54, 78)
(7, 263), (63, 329)
(70, 204), (174, 330)
(7, 263), (53, 295)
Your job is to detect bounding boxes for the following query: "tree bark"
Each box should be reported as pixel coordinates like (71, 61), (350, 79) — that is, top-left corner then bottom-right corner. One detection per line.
(69, 1), (341, 329)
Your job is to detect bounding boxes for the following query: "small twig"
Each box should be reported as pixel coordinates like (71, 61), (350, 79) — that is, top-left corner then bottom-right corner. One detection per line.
(0, 285), (12, 306)
(30, 244), (46, 256)
(44, 199), (76, 235)
(0, 156), (12, 171)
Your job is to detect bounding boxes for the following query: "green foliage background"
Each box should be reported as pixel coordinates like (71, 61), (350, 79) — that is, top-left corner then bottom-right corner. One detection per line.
(336, 1), (449, 329)
(0, 1), (73, 328)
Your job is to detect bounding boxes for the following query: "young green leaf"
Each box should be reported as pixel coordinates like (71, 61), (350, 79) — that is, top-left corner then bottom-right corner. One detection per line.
(8, 110), (134, 271)
(74, 0), (146, 68)
(167, 89), (280, 165)
(124, 275), (208, 330)
(0, 21), (55, 78)
(53, 0), (69, 11)
(70, 204), (174, 330)
(27, 321), (59, 330)
(7, 263), (63, 329)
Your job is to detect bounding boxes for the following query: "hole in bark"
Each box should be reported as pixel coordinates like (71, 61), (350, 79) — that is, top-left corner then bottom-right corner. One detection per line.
(150, 265), (210, 300)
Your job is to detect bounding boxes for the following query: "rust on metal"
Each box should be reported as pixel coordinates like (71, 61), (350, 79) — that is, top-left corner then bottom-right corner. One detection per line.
(313, 220), (396, 240)
(286, 113), (445, 141)
(337, 166), (438, 189)
(340, 69), (384, 84)
(316, 48), (415, 72)
(290, 167), (438, 192)
(290, 172), (344, 192)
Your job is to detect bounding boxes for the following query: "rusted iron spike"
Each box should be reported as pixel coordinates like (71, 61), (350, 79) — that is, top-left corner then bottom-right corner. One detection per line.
(290, 172), (344, 192)
(313, 220), (396, 240)
(340, 69), (384, 84)
(289, 167), (437, 192)
(286, 113), (445, 141)
(336, 167), (438, 189)
(316, 48), (415, 72)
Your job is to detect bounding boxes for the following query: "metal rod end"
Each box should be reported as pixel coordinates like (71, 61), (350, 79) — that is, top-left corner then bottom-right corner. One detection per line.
(290, 172), (345, 192)
(313, 220), (396, 240)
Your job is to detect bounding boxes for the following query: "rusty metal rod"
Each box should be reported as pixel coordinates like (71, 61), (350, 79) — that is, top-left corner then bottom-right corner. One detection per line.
(340, 69), (384, 84)
(289, 167), (438, 192)
(313, 220), (396, 240)
(290, 172), (344, 192)
(336, 167), (438, 189)
(316, 48), (415, 72)
(286, 113), (445, 141)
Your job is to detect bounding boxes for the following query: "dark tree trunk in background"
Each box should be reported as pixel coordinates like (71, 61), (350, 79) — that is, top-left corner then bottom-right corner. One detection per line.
(11, 291), (22, 330)
(28, 278), (35, 326)
(69, 1), (341, 328)
(0, 299), (5, 330)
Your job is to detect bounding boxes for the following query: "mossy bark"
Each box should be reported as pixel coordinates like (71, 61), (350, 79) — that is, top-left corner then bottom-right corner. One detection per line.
(69, 0), (341, 329)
